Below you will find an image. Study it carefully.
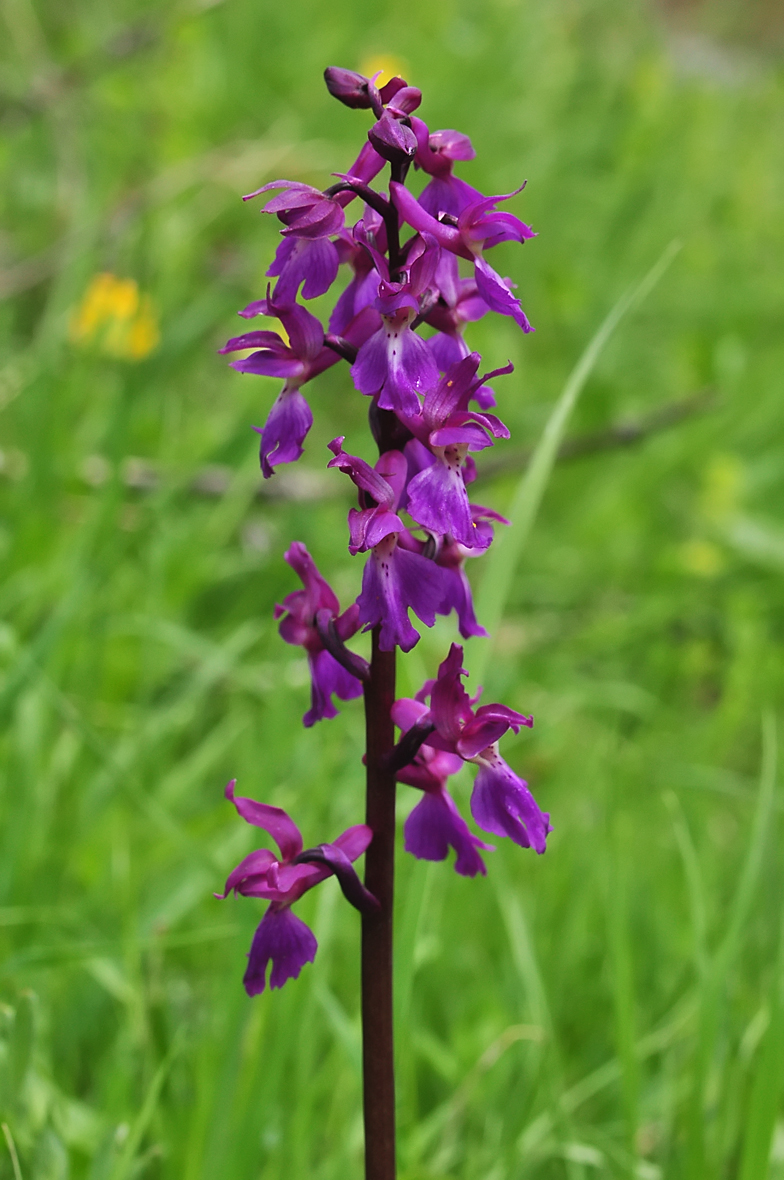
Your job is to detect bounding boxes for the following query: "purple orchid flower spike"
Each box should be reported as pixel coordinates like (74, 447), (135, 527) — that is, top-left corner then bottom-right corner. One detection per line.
(400, 644), (551, 853)
(275, 542), (364, 727)
(218, 781), (376, 994)
(390, 181), (535, 333)
(327, 438), (451, 652)
(392, 697), (492, 876)
(411, 117), (484, 219)
(399, 353), (511, 547)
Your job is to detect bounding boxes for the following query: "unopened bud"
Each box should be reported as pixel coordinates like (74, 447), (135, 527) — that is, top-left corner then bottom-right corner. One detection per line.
(324, 67), (381, 113)
(368, 111), (417, 165)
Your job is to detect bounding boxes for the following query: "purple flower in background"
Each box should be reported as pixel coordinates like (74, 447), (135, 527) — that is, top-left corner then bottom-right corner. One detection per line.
(392, 697), (491, 876)
(391, 181), (535, 333)
(275, 542), (363, 727)
(218, 781), (374, 994)
(327, 438), (451, 652)
(400, 644), (550, 852)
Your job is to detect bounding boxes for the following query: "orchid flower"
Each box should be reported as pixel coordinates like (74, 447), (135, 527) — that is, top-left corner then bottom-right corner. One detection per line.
(218, 781), (376, 994)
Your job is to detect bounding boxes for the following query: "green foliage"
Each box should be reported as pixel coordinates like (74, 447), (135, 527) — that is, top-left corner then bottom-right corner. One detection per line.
(1, 0), (783, 1176)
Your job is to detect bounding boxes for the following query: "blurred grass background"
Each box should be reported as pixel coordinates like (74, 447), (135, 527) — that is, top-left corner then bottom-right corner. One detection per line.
(1, 0), (784, 1176)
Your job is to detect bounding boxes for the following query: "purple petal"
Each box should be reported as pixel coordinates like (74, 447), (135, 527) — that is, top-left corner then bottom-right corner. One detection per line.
(368, 110), (418, 163)
(470, 754), (550, 854)
(357, 540), (450, 653)
(457, 704), (533, 760)
(231, 352), (304, 379)
(217, 848), (277, 898)
(407, 454), (475, 546)
(254, 387), (313, 479)
(225, 780), (303, 861)
(390, 182), (470, 259)
(324, 67), (379, 111)
(243, 905), (318, 995)
(283, 542), (340, 617)
(437, 564), (488, 639)
(473, 258), (533, 333)
(274, 303), (326, 362)
(428, 128), (476, 162)
(335, 142), (386, 204)
(303, 648), (363, 727)
(219, 330), (287, 354)
(386, 85), (422, 115)
(404, 790), (489, 876)
(428, 331), (470, 372)
(239, 298), (272, 319)
(419, 175), (484, 220)
(333, 823), (374, 862)
(327, 438), (398, 508)
(351, 326), (390, 397)
(423, 353), (481, 426)
(391, 696), (431, 732)
(429, 644), (474, 746)
(378, 321), (440, 417)
(267, 237), (340, 302)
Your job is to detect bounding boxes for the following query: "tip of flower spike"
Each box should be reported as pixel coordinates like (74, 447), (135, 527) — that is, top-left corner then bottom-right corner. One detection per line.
(225, 779), (237, 802)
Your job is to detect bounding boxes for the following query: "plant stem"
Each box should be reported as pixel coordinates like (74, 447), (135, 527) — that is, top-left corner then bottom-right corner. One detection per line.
(361, 627), (397, 1180)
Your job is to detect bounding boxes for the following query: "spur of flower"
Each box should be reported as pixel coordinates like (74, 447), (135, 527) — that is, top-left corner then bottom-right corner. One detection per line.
(218, 781), (377, 995)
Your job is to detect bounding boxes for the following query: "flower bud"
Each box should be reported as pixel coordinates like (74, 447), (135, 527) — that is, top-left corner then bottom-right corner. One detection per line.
(324, 67), (381, 114)
(368, 110), (418, 165)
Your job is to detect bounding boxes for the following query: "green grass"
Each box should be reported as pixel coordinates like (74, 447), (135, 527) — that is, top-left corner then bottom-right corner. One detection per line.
(1, 0), (784, 1176)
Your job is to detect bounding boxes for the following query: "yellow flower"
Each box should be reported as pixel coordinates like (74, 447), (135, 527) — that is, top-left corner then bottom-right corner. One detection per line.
(69, 273), (160, 361)
(359, 54), (409, 88)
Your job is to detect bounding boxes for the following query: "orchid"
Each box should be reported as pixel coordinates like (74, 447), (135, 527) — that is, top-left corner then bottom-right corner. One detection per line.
(391, 180), (536, 332)
(216, 64), (548, 1180)
(218, 781), (375, 994)
(394, 644), (551, 853)
(275, 542), (363, 726)
(392, 697), (491, 877)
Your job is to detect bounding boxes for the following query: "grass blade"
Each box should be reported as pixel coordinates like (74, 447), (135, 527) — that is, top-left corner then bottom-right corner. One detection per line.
(469, 239), (682, 686)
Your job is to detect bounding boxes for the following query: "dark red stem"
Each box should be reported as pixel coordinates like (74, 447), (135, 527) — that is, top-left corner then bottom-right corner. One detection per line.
(362, 628), (397, 1180)
(361, 154), (409, 1180)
